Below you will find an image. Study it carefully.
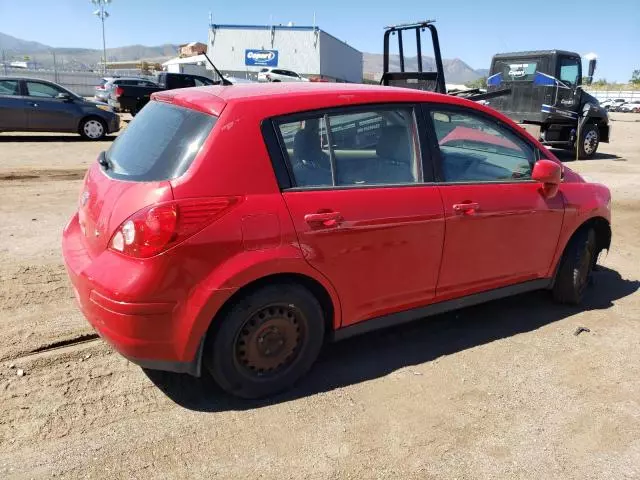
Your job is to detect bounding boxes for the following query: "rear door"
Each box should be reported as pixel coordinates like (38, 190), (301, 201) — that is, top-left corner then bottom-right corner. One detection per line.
(273, 105), (445, 327)
(424, 104), (564, 300)
(0, 79), (28, 130)
(25, 80), (78, 131)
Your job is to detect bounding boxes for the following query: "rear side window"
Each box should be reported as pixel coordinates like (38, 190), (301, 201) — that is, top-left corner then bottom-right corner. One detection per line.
(276, 107), (421, 187)
(105, 102), (216, 182)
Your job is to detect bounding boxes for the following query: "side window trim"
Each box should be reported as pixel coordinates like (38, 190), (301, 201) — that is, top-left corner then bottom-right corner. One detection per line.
(267, 103), (434, 190)
(422, 102), (538, 184)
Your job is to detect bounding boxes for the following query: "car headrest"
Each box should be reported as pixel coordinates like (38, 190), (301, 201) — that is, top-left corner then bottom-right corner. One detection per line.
(293, 128), (320, 161)
(376, 125), (411, 163)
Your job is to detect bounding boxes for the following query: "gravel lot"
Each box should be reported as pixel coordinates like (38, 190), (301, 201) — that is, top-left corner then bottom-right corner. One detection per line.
(0, 114), (639, 479)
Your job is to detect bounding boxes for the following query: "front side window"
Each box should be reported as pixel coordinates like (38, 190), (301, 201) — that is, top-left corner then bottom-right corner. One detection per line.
(277, 107), (421, 187)
(26, 81), (64, 98)
(0, 80), (20, 96)
(559, 57), (580, 86)
(430, 109), (534, 182)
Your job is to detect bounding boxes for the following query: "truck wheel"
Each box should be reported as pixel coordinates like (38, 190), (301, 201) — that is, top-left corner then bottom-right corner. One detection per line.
(577, 124), (599, 159)
(204, 283), (325, 399)
(552, 228), (596, 305)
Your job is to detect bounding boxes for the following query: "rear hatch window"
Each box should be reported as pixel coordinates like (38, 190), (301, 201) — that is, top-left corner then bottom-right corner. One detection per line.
(105, 101), (216, 182)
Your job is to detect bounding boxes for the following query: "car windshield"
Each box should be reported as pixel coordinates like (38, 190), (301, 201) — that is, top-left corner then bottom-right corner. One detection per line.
(105, 102), (216, 182)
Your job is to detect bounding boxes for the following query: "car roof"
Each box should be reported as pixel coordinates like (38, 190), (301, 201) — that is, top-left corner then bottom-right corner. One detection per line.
(153, 82), (474, 118)
(0, 76), (55, 82)
(492, 50), (579, 58)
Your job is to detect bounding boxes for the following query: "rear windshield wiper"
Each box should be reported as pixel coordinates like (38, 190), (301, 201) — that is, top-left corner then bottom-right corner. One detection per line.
(98, 151), (113, 171)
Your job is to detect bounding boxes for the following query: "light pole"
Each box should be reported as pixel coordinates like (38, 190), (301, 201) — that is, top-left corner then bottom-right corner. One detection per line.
(91, 0), (111, 74)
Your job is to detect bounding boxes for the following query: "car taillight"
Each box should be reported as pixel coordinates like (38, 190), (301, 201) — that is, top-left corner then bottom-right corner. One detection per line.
(109, 197), (241, 258)
(115, 86), (124, 97)
(96, 85), (105, 90)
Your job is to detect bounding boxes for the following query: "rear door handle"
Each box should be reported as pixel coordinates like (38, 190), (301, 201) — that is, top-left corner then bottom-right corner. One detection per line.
(453, 202), (480, 215)
(304, 211), (343, 228)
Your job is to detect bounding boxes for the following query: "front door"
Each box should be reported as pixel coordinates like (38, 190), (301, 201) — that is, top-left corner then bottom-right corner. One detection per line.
(555, 55), (581, 112)
(426, 105), (565, 300)
(25, 80), (78, 131)
(274, 105), (445, 326)
(0, 79), (28, 130)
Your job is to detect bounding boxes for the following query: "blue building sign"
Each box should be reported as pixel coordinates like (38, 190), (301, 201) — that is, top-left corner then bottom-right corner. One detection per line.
(245, 49), (278, 67)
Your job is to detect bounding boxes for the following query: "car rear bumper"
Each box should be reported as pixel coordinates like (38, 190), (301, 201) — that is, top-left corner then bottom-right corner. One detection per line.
(62, 213), (201, 375)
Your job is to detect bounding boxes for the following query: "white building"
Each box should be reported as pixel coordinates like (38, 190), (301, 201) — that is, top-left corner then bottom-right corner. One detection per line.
(207, 24), (363, 83)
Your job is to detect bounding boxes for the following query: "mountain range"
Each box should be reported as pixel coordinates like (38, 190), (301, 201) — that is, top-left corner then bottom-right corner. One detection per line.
(0, 31), (487, 84)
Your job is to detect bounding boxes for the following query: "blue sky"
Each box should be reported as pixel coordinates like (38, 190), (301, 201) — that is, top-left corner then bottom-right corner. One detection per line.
(0, 0), (638, 81)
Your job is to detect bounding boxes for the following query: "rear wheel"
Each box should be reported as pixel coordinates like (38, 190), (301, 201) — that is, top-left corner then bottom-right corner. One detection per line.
(577, 123), (599, 159)
(553, 228), (596, 305)
(79, 117), (106, 140)
(205, 283), (325, 399)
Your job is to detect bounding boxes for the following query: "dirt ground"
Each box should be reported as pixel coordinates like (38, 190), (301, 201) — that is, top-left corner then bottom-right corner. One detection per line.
(0, 114), (639, 479)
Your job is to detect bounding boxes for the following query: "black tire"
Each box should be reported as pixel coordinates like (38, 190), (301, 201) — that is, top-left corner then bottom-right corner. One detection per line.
(577, 123), (599, 159)
(553, 228), (597, 305)
(204, 283), (325, 399)
(79, 117), (107, 141)
(130, 102), (143, 117)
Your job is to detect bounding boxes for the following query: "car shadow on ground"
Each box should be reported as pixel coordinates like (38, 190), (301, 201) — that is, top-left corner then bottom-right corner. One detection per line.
(0, 135), (116, 143)
(145, 266), (639, 412)
(552, 149), (624, 162)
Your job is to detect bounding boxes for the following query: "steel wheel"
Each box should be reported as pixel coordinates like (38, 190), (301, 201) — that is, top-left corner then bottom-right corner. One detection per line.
(583, 129), (598, 156)
(235, 304), (304, 378)
(81, 119), (105, 140)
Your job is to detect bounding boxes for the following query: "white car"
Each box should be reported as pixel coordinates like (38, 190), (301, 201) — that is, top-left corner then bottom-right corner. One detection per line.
(619, 101), (640, 113)
(600, 98), (627, 111)
(257, 68), (309, 83)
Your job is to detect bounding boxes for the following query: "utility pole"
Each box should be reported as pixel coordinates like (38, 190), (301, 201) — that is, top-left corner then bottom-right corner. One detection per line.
(91, 0), (111, 74)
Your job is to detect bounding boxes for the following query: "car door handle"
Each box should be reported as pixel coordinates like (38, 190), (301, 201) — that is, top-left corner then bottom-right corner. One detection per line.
(453, 202), (480, 215)
(28, 102), (39, 107)
(304, 212), (343, 228)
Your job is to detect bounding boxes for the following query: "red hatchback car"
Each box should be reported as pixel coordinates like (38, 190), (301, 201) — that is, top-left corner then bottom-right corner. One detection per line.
(62, 83), (611, 398)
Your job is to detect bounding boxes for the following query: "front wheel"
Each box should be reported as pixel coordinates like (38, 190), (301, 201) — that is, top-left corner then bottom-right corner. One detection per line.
(79, 117), (107, 140)
(577, 123), (599, 159)
(553, 228), (597, 305)
(205, 283), (325, 399)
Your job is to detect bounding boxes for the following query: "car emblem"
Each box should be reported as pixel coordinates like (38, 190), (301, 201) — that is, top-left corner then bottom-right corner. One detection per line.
(81, 191), (90, 207)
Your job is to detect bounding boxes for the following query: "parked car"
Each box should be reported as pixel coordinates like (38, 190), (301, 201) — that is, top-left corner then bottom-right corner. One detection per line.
(62, 83), (612, 399)
(94, 76), (119, 102)
(619, 101), (640, 113)
(0, 77), (120, 140)
(257, 68), (309, 83)
(108, 72), (216, 115)
(96, 77), (157, 104)
(599, 98), (626, 111)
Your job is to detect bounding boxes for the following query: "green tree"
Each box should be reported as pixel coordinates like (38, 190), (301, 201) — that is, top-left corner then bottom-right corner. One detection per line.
(631, 70), (640, 86)
(464, 76), (487, 90)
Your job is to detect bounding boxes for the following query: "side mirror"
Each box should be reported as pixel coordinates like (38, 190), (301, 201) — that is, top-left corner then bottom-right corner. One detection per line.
(585, 58), (597, 85)
(532, 159), (562, 198)
(56, 92), (72, 101)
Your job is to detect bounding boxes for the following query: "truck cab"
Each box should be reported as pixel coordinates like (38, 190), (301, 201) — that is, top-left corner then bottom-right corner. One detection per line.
(485, 50), (609, 158)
